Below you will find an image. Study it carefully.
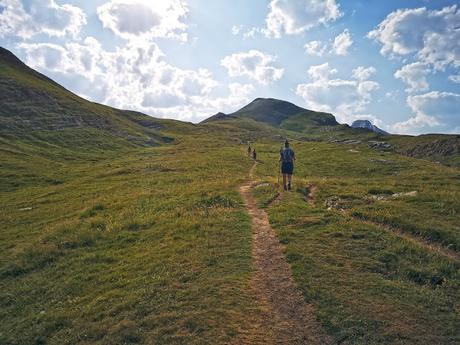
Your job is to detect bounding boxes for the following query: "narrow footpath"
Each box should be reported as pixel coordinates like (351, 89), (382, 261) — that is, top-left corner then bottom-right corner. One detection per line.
(235, 161), (333, 345)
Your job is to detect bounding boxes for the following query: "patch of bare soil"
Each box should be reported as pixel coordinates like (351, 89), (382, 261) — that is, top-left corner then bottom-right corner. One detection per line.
(305, 183), (317, 206)
(234, 162), (333, 345)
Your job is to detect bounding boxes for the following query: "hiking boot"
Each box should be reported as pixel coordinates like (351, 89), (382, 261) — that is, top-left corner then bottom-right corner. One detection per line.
(288, 183), (291, 190)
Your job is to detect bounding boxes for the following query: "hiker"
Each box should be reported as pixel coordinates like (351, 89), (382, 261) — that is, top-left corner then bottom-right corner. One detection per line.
(280, 140), (295, 190)
(252, 148), (257, 161)
(247, 145), (251, 156)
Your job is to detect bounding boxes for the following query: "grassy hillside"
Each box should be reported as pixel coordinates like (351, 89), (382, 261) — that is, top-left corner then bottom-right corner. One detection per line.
(0, 47), (189, 149)
(251, 140), (459, 344)
(1, 47), (459, 344)
(0, 130), (263, 345)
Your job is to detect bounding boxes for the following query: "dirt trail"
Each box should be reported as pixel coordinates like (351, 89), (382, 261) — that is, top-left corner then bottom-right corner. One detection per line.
(235, 161), (332, 345)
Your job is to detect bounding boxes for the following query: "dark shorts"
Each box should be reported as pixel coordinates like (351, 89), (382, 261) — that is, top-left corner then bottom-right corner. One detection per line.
(281, 161), (294, 174)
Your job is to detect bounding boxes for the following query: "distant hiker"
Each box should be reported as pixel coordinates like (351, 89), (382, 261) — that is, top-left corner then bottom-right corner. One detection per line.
(252, 149), (257, 161)
(280, 140), (295, 190)
(247, 145), (252, 156)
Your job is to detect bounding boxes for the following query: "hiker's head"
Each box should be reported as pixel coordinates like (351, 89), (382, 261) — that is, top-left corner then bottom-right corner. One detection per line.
(284, 140), (289, 148)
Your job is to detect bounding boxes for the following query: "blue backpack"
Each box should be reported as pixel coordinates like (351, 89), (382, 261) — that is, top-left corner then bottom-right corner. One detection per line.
(281, 148), (294, 162)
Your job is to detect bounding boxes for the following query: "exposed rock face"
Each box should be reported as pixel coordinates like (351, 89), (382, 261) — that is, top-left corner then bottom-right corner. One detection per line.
(352, 120), (388, 135)
(403, 137), (460, 158)
(369, 141), (392, 150)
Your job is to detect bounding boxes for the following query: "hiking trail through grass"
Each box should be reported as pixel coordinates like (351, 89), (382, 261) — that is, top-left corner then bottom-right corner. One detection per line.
(235, 160), (332, 345)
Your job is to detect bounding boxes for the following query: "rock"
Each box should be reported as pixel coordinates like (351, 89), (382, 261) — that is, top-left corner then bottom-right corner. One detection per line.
(325, 196), (344, 210)
(254, 182), (270, 188)
(351, 119), (389, 135)
(392, 191), (417, 198)
(368, 141), (392, 150)
(370, 190), (418, 200)
(330, 139), (362, 145)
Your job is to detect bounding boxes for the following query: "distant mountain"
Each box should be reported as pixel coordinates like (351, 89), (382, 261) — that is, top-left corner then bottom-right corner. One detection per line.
(202, 98), (338, 131)
(351, 120), (388, 135)
(200, 112), (237, 123)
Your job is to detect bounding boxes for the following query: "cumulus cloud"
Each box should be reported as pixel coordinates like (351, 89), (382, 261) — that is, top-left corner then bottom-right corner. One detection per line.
(394, 62), (430, 93)
(392, 91), (460, 134)
(265, 0), (342, 38)
(220, 50), (284, 85)
(331, 29), (353, 55)
(368, 5), (460, 70)
(304, 40), (326, 56)
(352, 66), (376, 81)
(17, 39), (255, 122)
(295, 63), (379, 123)
(304, 29), (353, 57)
(97, 0), (188, 41)
(0, 0), (86, 39)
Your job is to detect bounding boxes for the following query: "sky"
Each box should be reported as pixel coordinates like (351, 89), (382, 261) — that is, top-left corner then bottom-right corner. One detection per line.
(0, 0), (459, 134)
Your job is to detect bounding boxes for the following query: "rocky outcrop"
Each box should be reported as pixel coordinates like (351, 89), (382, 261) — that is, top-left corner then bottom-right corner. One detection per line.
(352, 120), (388, 135)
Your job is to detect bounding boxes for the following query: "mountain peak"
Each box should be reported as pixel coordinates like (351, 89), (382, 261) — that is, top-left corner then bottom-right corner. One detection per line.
(227, 97), (338, 128)
(0, 47), (27, 69)
(351, 119), (389, 135)
(200, 112), (233, 123)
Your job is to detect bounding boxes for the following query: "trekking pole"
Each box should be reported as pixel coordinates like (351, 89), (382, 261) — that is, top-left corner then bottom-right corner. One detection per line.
(277, 161), (280, 186)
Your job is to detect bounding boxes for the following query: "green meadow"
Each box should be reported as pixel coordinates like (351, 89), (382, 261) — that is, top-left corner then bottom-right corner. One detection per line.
(251, 140), (460, 344)
(1, 46), (459, 344)
(1, 130), (259, 345)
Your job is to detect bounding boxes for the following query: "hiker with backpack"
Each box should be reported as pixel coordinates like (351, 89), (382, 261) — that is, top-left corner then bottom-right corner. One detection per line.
(280, 140), (295, 190)
(252, 148), (257, 161)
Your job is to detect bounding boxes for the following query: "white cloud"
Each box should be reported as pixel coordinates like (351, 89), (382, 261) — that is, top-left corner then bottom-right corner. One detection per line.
(394, 62), (430, 93)
(220, 50), (284, 85)
(0, 0), (86, 39)
(448, 75), (460, 84)
(368, 5), (460, 70)
(231, 25), (242, 35)
(296, 63), (379, 123)
(243, 27), (266, 39)
(97, 0), (188, 41)
(332, 29), (353, 56)
(352, 66), (376, 81)
(304, 29), (353, 57)
(17, 39), (256, 122)
(304, 40), (326, 56)
(307, 62), (337, 81)
(265, 0), (342, 38)
(392, 91), (460, 134)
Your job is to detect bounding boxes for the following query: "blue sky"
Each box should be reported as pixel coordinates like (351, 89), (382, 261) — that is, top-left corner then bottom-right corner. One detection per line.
(1, 0), (459, 134)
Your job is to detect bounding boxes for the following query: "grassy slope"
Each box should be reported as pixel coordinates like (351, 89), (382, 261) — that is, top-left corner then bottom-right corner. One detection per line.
(0, 48), (265, 344)
(0, 125), (262, 345)
(3, 105), (459, 344)
(0, 48), (183, 149)
(251, 140), (459, 344)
